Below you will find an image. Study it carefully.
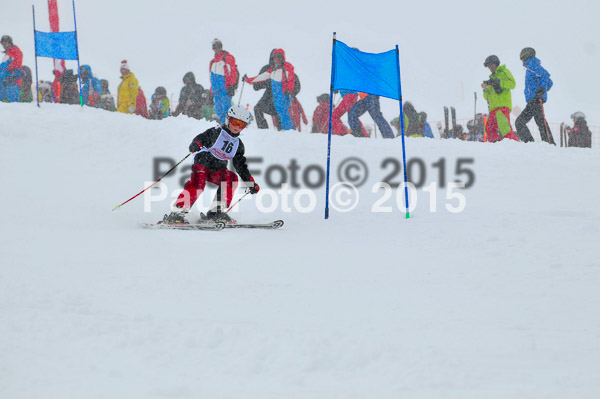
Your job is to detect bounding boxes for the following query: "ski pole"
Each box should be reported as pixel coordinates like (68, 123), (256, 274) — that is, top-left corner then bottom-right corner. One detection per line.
(112, 152), (192, 211)
(539, 98), (555, 145)
(225, 189), (251, 213)
(237, 78), (246, 106)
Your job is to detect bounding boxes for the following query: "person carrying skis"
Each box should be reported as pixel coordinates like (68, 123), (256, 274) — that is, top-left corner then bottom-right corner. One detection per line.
(162, 105), (260, 225)
(481, 55), (518, 142)
(515, 47), (554, 144)
(209, 39), (238, 123)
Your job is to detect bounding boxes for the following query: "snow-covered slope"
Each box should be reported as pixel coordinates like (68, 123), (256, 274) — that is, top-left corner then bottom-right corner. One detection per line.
(1, 103), (600, 399)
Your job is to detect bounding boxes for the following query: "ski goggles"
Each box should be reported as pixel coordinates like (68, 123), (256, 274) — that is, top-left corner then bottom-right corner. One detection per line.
(229, 117), (248, 129)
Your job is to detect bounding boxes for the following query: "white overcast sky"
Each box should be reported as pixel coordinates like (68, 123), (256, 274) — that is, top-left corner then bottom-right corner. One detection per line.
(3, 0), (599, 126)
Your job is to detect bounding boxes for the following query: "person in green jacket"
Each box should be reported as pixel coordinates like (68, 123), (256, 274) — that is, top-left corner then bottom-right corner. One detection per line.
(481, 55), (518, 142)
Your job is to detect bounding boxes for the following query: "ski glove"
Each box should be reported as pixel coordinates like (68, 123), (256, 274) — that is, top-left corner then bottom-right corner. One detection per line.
(535, 87), (546, 98)
(248, 177), (260, 194)
(242, 74), (248, 82)
(227, 86), (235, 97)
(128, 106), (135, 113)
(189, 140), (202, 153)
(489, 79), (502, 94)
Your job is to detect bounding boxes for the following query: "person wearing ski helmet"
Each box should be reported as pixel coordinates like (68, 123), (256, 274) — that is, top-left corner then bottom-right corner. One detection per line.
(162, 105), (260, 224)
(566, 111), (591, 148)
(481, 55), (518, 142)
(1, 35), (23, 103)
(209, 38), (238, 123)
(515, 47), (555, 144)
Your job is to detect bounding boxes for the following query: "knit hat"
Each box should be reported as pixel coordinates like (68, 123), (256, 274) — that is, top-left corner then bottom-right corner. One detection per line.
(120, 60), (130, 71)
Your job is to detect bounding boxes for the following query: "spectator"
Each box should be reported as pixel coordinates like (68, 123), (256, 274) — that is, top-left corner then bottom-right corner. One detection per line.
(19, 66), (32, 103)
(136, 87), (149, 119)
(251, 49), (281, 130)
(209, 38), (238, 123)
(99, 79), (116, 111)
(515, 47), (555, 144)
(117, 60), (139, 114)
(403, 102), (422, 137)
(419, 112), (434, 138)
(481, 55), (518, 142)
(149, 86), (170, 120)
(245, 49), (295, 130)
(311, 93), (330, 133)
(331, 90), (360, 136)
(1, 35), (23, 103)
(59, 69), (79, 104)
(38, 80), (53, 103)
(173, 72), (213, 120)
(79, 64), (101, 107)
(348, 94), (395, 138)
(566, 112), (592, 148)
(51, 69), (62, 102)
(288, 74), (306, 131)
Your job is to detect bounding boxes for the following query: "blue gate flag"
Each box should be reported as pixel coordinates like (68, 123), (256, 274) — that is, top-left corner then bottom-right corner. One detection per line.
(332, 40), (399, 100)
(34, 31), (78, 60)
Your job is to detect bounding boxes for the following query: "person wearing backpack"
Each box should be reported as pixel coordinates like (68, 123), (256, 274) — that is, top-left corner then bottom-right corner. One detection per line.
(209, 39), (238, 123)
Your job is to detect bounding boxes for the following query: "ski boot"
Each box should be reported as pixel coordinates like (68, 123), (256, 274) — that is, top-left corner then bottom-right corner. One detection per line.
(160, 209), (188, 224)
(206, 210), (237, 224)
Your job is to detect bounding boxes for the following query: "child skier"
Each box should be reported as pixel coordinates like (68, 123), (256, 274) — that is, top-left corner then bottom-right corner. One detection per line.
(162, 105), (259, 224)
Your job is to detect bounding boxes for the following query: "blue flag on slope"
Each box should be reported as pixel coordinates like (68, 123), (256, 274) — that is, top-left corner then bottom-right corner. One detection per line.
(34, 31), (78, 60)
(332, 40), (399, 100)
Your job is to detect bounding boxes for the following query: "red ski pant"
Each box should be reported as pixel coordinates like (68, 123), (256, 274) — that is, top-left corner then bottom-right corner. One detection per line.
(486, 107), (518, 142)
(331, 94), (358, 135)
(174, 164), (238, 210)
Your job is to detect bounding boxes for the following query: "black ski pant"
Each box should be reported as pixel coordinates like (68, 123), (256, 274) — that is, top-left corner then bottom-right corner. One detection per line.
(515, 98), (555, 144)
(254, 94), (281, 130)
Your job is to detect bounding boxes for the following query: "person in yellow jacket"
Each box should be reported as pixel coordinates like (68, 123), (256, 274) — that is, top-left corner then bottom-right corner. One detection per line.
(117, 60), (139, 114)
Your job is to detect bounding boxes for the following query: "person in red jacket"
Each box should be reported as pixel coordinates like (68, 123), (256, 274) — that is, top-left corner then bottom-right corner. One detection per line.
(1, 35), (23, 102)
(244, 49), (295, 130)
(311, 93), (330, 133)
(209, 39), (238, 123)
(161, 105), (260, 225)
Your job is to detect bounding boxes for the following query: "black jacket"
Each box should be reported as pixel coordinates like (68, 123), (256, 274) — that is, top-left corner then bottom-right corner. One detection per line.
(190, 126), (252, 181)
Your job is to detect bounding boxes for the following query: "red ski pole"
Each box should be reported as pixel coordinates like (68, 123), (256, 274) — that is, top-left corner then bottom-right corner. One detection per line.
(112, 152), (192, 211)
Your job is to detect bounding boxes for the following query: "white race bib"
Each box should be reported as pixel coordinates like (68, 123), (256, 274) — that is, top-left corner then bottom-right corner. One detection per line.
(199, 128), (240, 160)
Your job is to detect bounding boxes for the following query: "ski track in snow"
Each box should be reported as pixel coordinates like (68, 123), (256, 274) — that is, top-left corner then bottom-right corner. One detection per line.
(1, 103), (600, 399)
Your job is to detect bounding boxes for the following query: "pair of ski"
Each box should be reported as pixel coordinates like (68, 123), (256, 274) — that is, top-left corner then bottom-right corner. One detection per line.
(443, 106), (457, 139)
(142, 219), (284, 231)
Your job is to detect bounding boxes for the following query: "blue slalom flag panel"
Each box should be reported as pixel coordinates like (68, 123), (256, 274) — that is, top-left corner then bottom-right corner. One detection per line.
(332, 40), (399, 100)
(34, 31), (78, 60)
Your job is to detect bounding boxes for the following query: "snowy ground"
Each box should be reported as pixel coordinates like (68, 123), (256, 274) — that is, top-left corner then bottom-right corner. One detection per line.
(1, 103), (600, 399)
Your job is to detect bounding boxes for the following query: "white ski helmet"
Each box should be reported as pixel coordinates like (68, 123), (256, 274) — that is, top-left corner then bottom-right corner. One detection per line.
(571, 111), (585, 120)
(226, 105), (251, 125)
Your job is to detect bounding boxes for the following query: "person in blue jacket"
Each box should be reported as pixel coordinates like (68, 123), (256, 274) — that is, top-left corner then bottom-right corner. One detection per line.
(514, 47), (555, 144)
(79, 65), (102, 107)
